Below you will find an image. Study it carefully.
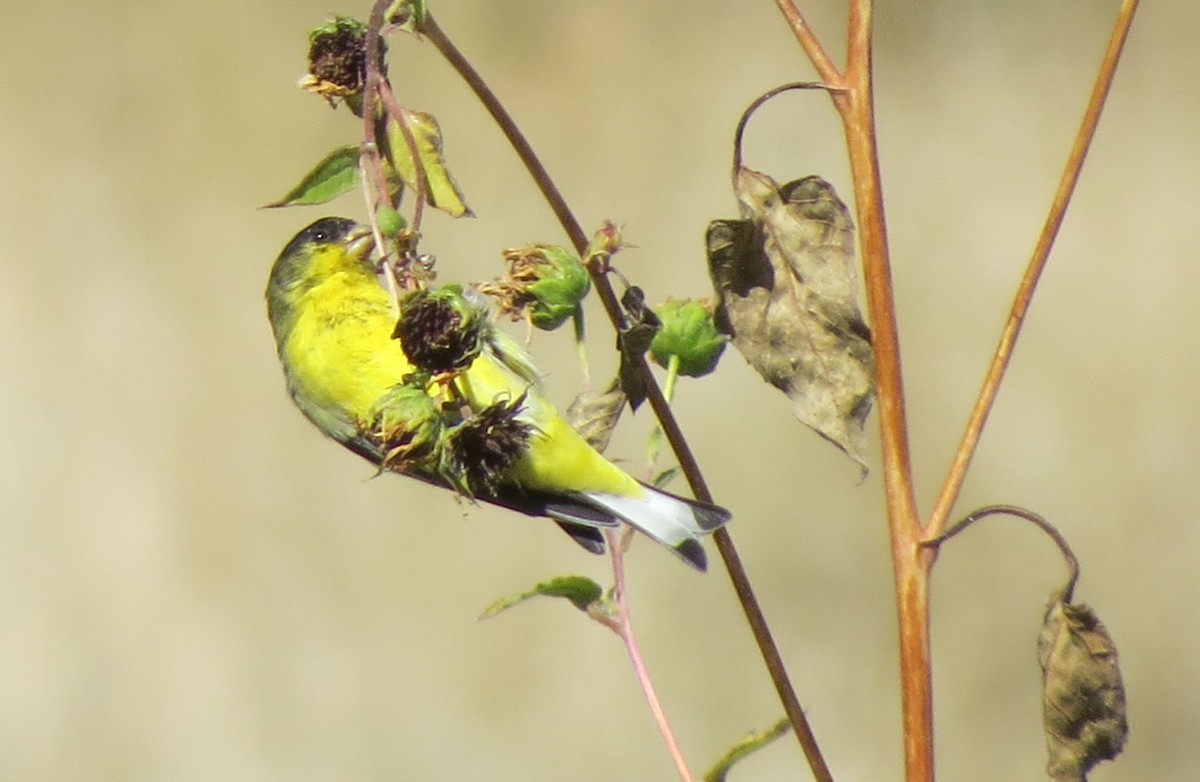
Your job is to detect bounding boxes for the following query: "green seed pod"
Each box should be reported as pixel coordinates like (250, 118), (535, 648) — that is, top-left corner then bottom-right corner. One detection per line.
(524, 246), (591, 330)
(367, 382), (444, 473)
(649, 298), (727, 378)
(394, 284), (486, 374)
(490, 244), (591, 330)
(375, 204), (406, 237)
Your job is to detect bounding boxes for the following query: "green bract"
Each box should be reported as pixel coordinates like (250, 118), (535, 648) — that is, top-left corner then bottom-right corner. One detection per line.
(649, 299), (727, 378)
(367, 382), (444, 473)
(524, 245), (591, 330)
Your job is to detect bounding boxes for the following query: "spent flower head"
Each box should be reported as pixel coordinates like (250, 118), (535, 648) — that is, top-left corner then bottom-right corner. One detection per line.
(483, 244), (591, 331)
(393, 284), (487, 375)
(298, 16), (381, 112)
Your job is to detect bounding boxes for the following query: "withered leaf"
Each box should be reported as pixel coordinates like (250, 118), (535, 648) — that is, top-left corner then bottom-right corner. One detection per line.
(708, 171), (875, 472)
(566, 379), (627, 453)
(1038, 599), (1128, 781)
(616, 286), (661, 411)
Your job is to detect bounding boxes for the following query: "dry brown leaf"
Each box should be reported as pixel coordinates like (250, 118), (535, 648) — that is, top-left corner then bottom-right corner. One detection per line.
(708, 171), (874, 472)
(1038, 599), (1128, 781)
(566, 379), (627, 454)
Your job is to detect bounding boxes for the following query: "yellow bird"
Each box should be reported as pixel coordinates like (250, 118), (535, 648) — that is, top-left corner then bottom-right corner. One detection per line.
(266, 217), (730, 569)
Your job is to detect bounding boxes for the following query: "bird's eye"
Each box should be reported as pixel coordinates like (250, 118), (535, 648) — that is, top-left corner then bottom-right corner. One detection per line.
(311, 229), (327, 242)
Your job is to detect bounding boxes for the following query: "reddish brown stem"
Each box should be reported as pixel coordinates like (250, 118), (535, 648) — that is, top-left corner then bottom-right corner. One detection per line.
(775, 0), (929, 778)
(775, 1), (1142, 781)
(924, 0), (1142, 542)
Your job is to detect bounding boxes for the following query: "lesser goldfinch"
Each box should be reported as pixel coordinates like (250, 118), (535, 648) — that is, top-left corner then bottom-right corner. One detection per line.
(266, 217), (730, 569)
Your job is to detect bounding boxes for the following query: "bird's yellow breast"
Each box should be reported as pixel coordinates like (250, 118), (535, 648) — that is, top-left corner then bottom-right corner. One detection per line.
(282, 269), (411, 437)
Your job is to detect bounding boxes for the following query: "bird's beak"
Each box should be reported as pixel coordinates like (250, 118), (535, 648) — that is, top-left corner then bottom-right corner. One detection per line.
(344, 223), (376, 261)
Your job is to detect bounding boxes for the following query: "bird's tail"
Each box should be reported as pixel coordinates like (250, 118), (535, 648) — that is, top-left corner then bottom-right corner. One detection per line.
(579, 487), (731, 571)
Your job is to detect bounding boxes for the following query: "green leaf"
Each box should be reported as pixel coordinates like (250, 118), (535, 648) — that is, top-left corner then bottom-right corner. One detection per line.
(384, 110), (472, 217)
(384, 0), (427, 31)
(479, 576), (604, 620)
(263, 145), (361, 208)
(704, 718), (790, 782)
(651, 466), (681, 490)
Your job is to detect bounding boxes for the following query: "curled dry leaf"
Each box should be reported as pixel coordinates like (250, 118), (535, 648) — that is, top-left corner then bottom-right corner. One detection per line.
(708, 170), (874, 472)
(616, 286), (661, 412)
(1038, 599), (1128, 781)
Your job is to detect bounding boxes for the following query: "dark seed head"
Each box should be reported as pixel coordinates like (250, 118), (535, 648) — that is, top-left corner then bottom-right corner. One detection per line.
(442, 395), (534, 496)
(394, 286), (485, 374)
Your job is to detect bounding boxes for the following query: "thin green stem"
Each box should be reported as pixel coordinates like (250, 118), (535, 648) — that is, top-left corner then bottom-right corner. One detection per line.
(644, 354), (680, 481)
(572, 304), (592, 388)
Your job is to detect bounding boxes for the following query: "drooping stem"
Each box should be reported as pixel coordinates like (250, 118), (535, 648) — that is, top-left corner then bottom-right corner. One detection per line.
(923, 505), (1080, 602)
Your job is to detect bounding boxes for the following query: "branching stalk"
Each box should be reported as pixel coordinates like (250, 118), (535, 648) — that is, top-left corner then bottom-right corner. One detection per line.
(774, 2), (1142, 781)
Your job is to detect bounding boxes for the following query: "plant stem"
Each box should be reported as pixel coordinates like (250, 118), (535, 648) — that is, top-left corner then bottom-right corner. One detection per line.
(923, 0), (1142, 541)
(419, 12), (832, 780)
(377, 81), (428, 234)
(835, 5), (934, 780)
(776, 2), (1142, 780)
(605, 528), (695, 782)
(775, 1), (930, 778)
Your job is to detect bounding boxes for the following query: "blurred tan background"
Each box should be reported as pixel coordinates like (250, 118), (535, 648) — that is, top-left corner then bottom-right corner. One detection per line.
(2, 1), (1195, 779)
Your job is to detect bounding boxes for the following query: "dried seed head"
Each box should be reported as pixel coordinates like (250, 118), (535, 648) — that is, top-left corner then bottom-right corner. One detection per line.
(483, 244), (590, 331)
(394, 285), (485, 374)
(298, 16), (380, 111)
(441, 395), (534, 496)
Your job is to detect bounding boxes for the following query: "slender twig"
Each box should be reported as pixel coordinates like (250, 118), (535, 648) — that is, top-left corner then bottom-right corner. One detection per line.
(420, 13), (588, 251)
(921, 505), (1080, 602)
(775, 1), (930, 779)
(362, 4), (390, 218)
(418, 12), (832, 781)
(770, 1), (844, 86)
(923, 0), (1142, 542)
(604, 528), (695, 782)
(377, 81), (428, 234)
